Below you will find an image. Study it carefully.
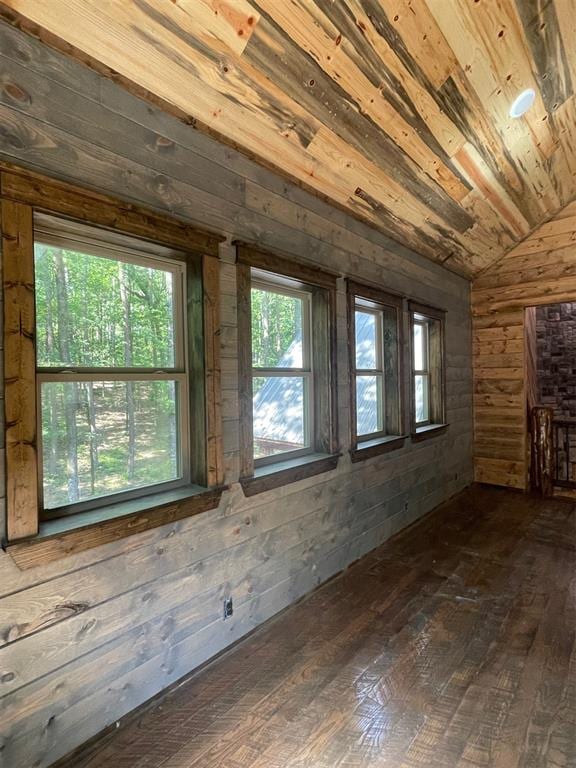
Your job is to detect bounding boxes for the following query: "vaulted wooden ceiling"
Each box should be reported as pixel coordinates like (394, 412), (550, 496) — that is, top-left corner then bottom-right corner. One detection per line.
(2, 0), (576, 277)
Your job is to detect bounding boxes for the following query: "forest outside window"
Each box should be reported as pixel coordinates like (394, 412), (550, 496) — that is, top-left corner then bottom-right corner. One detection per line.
(236, 243), (338, 495)
(410, 302), (447, 437)
(347, 282), (404, 460)
(35, 216), (190, 519)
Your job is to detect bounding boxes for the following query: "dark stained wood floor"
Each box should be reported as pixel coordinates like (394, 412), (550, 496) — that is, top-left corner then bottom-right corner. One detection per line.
(53, 485), (576, 768)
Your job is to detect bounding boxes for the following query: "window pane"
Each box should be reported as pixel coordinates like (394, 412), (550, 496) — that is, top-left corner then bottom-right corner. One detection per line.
(253, 376), (308, 458)
(35, 242), (177, 368)
(41, 380), (180, 509)
(414, 375), (429, 424)
(413, 322), (425, 371)
(251, 286), (304, 368)
(355, 310), (378, 370)
(356, 375), (383, 436)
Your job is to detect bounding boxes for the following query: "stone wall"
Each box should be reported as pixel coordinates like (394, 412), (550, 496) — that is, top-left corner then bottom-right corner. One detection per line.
(536, 302), (576, 418)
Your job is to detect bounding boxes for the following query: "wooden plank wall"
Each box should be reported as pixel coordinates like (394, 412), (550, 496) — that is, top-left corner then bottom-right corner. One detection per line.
(0, 22), (473, 768)
(472, 199), (576, 490)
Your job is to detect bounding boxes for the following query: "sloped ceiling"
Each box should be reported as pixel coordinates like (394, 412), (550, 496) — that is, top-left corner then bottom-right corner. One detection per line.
(2, 0), (576, 278)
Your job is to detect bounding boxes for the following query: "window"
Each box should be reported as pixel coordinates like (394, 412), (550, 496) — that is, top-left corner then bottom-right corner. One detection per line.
(347, 281), (404, 459)
(251, 277), (312, 464)
(35, 215), (190, 517)
(1, 168), (224, 552)
(236, 243), (338, 494)
(409, 302), (447, 436)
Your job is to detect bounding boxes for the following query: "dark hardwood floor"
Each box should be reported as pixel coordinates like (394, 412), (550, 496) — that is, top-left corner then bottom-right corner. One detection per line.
(53, 485), (576, 768)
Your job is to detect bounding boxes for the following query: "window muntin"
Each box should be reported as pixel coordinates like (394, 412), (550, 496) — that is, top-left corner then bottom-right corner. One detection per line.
(412, 317), (431, 427)
(250, 276), (313, 465)
(34, 223), (189, 516)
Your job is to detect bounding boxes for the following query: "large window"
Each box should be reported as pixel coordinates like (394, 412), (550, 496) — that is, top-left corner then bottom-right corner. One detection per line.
(236, 243), (338, 494)
(347, 281), (404, 459)
(410, 302), (446, 435)
(35, 216), (189, 517)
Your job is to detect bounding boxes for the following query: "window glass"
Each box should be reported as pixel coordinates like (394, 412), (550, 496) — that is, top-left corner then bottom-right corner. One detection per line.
(355, 310), (378, 369)
(413, 322), (425, 371)
(251, 286), (304, 369)
(356, 375), (383, 436)
(35, 242), (176, 369)
(251, 280), (312, 464)
(35, 225), (188, 516)
(414, 375), (429, 425)
(252, 376), (308, 459)
(40, 380), (179, 509)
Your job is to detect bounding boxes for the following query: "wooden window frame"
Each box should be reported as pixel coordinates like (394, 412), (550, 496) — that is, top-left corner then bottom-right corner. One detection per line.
(1, 165), (226, 563)
(409, 301), (448, 440)
(236, 242), (339, 496)
(347, 280), (406, 461)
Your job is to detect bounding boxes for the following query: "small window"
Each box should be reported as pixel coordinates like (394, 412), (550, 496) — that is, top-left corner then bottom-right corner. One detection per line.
(251, 277), (313, 464)
(35, 216), (190, 517)
(348, 282), (404, 458)
(236, 243), (338, 493)
(410, 302), (446, 435)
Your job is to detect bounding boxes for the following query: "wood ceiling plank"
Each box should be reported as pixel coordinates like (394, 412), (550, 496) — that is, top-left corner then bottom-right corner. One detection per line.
(425, 0), (561, 213)
(454, 144), (531, 239)
(554, 0), (576, 86)
(374, 0), (459, 89)
(254, 0), (470, 203)
(342, 0), (467, 159)
(306, 127), (475, 266)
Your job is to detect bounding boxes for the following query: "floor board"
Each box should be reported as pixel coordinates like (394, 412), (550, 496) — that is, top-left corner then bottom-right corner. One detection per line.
(52, 485), (576, 768)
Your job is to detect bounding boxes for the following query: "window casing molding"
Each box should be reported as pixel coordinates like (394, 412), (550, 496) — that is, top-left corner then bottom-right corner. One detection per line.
(1, 165), (225, 552)
(408, 300), (447, 439)
(236, 243), (339, 494)
(346, 280), (406, 461)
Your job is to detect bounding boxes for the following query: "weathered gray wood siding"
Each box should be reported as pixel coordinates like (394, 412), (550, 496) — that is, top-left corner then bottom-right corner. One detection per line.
(0, 22), (473, 768)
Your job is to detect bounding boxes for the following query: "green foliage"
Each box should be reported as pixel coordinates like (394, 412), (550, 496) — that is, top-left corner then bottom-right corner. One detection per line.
(35, 242), (179, 509)
(35, 243), (175, 368)
(250, 286), (303, 369)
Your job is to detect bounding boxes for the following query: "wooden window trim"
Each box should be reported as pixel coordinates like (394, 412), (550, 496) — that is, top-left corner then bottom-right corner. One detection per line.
(1, 167), (225, 553)
(241, 453), (340, 498)
(5, 485), (225, 570)
(236, 243), (339, 492)
(347, 280), (406, 461)
(408, 300), (448, 439)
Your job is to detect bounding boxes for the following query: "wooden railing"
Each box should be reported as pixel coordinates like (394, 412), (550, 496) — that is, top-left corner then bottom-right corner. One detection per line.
(530, 406), (554, 496)
(552, 418), (576, 489)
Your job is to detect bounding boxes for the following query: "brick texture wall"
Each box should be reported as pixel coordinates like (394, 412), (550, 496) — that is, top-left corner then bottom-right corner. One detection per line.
(536, 302), (576, 482)
(536, 302), (576, 418)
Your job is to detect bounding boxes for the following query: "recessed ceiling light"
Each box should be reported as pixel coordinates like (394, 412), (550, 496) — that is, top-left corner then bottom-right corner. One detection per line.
(509, 88), (536, 118)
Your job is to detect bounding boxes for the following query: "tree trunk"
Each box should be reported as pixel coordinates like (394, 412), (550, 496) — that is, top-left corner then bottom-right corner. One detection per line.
(54, 250), (80, 502)
(119, 263), (136, 480)
(44, 261), (59, 477)
(81, 260), (98, 492)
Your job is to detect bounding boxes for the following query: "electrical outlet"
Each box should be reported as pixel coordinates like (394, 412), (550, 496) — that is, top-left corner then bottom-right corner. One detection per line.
(223, 597), (233, 620)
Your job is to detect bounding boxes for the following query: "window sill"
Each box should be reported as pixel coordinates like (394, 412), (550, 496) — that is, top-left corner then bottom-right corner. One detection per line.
(5, 485), (226, 570)
(350, 435), (407, 462)
(241, 453), (340, 497)
(411, 423), (449, 442)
